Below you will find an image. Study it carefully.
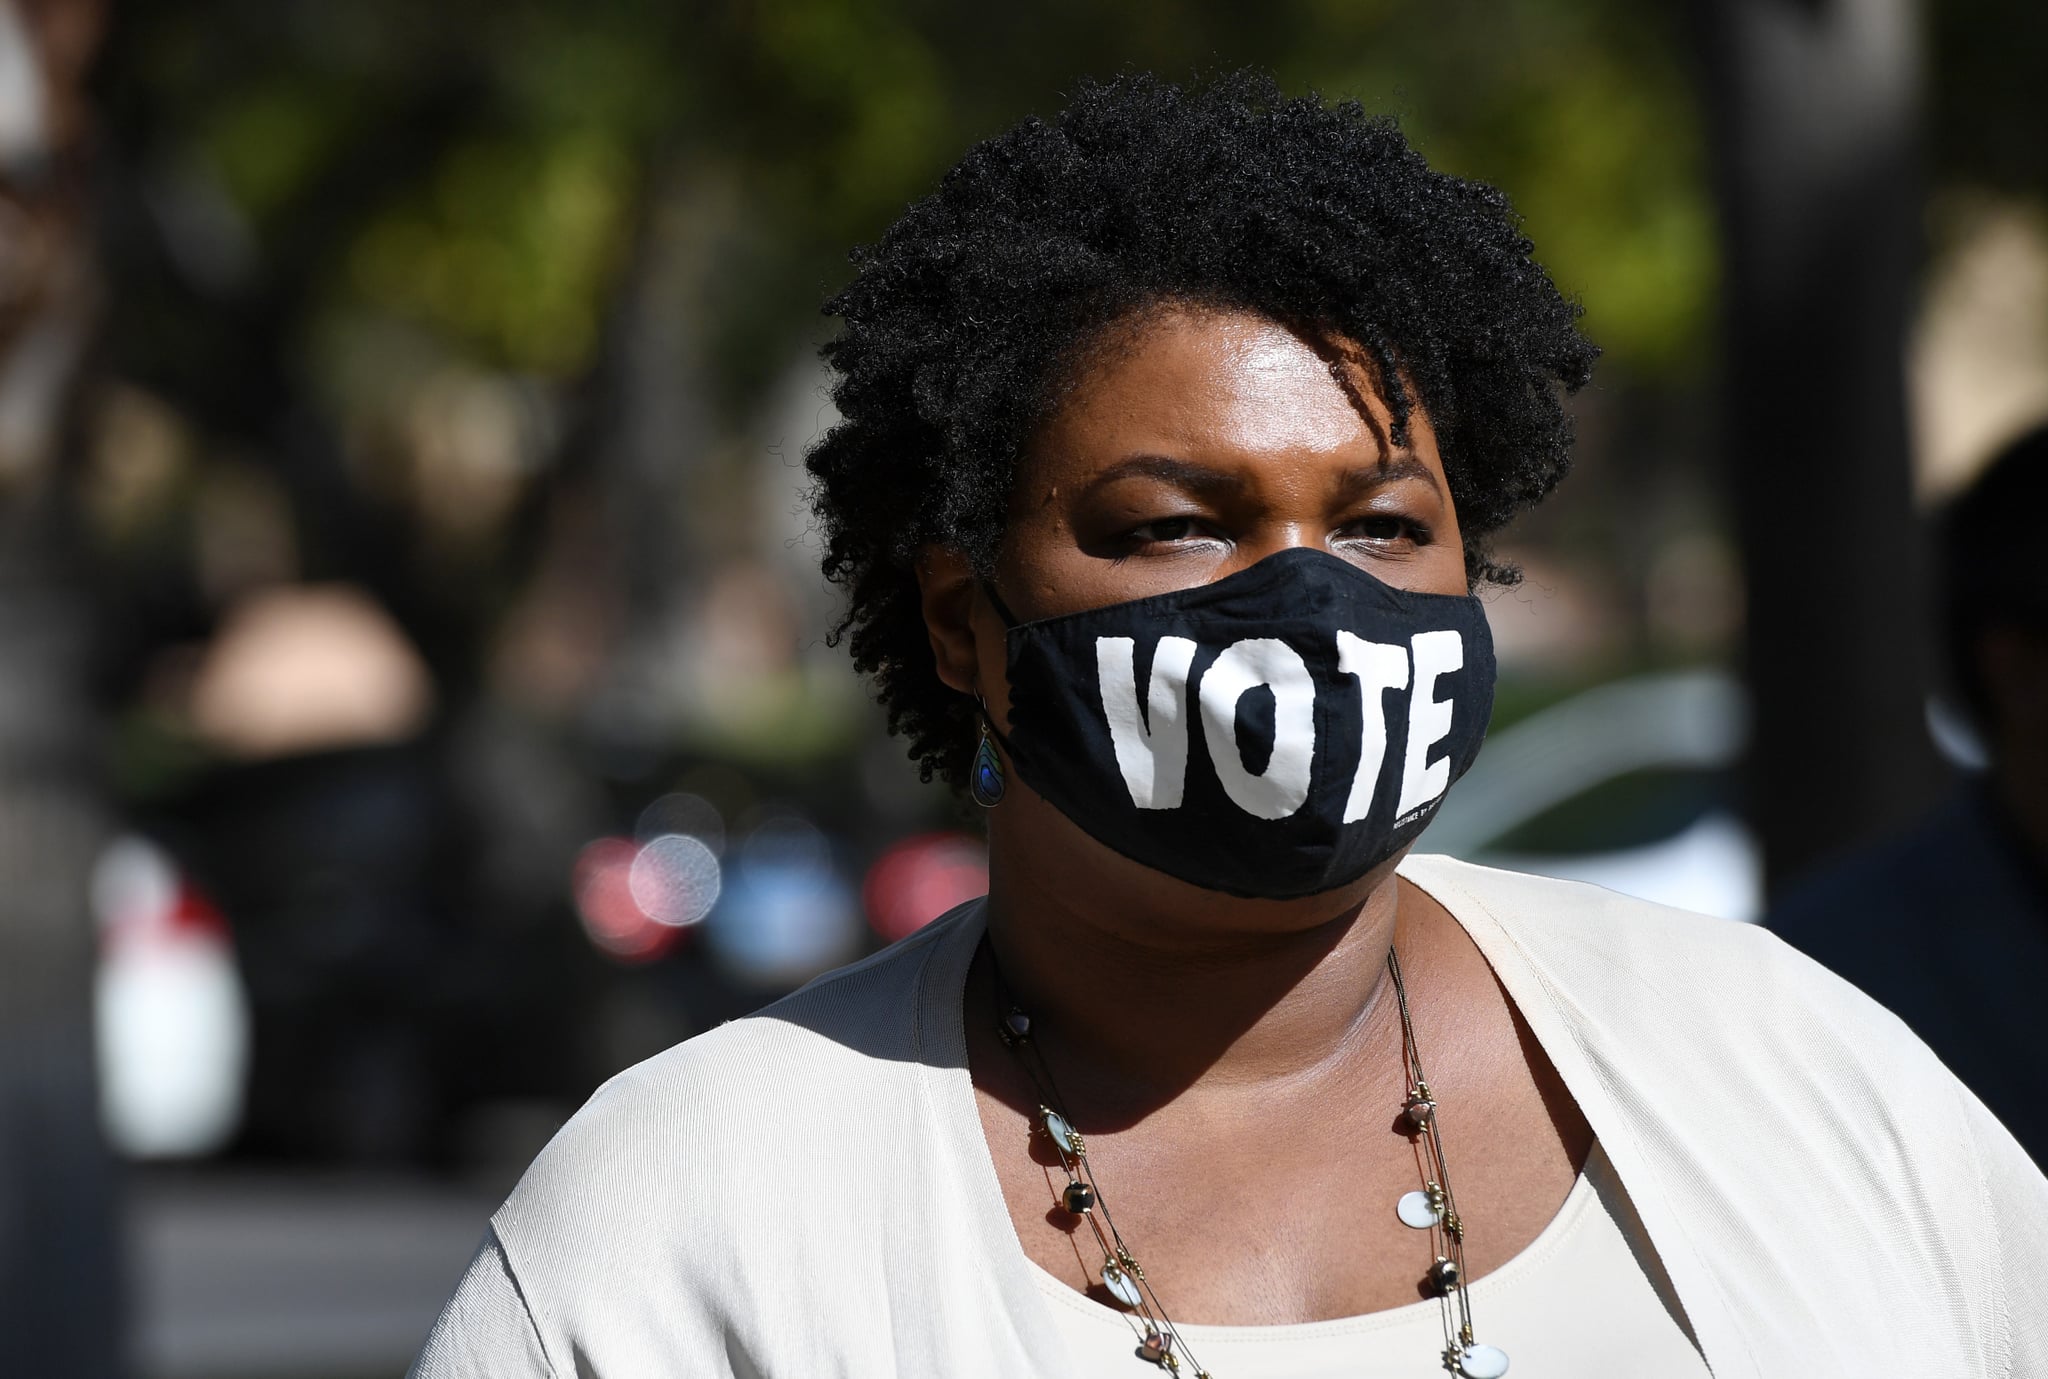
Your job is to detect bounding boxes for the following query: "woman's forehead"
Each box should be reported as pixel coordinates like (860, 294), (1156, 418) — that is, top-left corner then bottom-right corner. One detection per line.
(1031, 307), (1428, 481)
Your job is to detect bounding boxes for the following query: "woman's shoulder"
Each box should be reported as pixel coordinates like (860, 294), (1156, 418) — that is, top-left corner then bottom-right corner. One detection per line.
(491, 904), (980, 1271)
(1400, 851), (1910, 1047)
(1398, 852), (1983, 1193)
(1404, 854), (2048, 1374)
(417, 904), (999, 1372)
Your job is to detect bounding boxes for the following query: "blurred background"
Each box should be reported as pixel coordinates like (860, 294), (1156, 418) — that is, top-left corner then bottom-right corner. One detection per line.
(1, 0), (2043, 1373)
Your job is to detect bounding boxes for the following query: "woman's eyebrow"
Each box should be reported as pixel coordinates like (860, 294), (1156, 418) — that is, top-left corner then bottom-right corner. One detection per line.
(1333, 457), (1443, 499)
(1079, 454), (1248, 500)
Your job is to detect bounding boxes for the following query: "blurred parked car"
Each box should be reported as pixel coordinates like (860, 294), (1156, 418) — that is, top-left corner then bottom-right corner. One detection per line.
(1420, 669), (1762, 922)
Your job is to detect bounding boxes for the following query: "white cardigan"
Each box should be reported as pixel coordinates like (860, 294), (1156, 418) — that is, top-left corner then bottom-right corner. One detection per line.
(411, 855), (2048, 1377)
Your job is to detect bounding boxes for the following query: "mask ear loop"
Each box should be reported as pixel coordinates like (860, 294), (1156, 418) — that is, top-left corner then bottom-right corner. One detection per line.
(981, 580), (1022, 630)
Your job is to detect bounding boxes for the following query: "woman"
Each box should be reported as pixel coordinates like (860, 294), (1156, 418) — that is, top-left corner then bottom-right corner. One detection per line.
(412, 74), (2047, 1378)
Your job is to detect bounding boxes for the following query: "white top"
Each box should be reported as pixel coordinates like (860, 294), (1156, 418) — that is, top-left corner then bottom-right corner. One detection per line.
(410, 856), (2048, 1378)
(1034, 1141), (1709, 1378)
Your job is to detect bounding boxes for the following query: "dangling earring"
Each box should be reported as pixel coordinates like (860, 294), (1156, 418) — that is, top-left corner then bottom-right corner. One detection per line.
(970, 706), (1007, 808)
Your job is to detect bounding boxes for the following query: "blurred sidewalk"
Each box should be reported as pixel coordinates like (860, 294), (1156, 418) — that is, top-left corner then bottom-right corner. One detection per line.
(131, 1169), (498, 1379)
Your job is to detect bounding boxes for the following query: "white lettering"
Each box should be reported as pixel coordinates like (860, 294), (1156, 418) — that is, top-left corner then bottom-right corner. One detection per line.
(1396, 630), (1464, 817)
(1337, 632), (1409, 823)
(1198, 639), (1316, 819)
(1097, 636), (1197, 809)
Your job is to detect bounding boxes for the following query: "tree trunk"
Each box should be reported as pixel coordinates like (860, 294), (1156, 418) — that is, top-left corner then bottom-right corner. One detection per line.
(0, 1), (123, 1371)
(1691, 0), (1944, 888)
(0, 500), (122, 1376)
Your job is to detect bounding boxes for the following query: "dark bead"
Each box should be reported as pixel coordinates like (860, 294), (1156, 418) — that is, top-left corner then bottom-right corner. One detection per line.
(1429, 1256), (1461, 1293)
(1062, 1180), (1095, 1215)
(1138, 1332), (1167, 1362)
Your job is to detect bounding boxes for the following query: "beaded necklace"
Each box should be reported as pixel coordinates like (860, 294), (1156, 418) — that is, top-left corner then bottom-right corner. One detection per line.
(992, 942), (1511, 1378)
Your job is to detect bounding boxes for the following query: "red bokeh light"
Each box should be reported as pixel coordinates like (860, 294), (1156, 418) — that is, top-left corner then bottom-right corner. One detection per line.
(862, 833), (990, 943)
(574, 837), (685, 964)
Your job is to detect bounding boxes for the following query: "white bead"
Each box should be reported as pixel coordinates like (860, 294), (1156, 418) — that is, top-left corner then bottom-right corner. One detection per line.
(1396, 1189), (1441, 1229)
(1101, 1261), (1144, 1309)
(1044, 1109), (1076, 1151)
(1458, 1343), (1510, 1377)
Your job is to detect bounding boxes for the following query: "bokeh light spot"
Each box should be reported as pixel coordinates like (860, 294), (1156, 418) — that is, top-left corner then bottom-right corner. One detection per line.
(635, 791), (726, 854)
(573, 836), (679, 963)
(629, 833), (722, 927)
(862, 833), (990, 943)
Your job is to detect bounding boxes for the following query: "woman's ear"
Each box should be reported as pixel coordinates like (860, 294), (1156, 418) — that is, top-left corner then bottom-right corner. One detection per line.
(915, 547), (983, 697)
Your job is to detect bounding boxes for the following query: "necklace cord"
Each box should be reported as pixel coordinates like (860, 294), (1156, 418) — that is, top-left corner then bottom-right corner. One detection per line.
(990, 945), (1211, 1375)
(988, 936), (1492, 1377)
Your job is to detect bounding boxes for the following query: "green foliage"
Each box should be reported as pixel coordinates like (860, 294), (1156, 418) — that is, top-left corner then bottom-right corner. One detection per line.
(708, 0), (1717, 391)
(346, 131), (636, 375)
(746, 0), (951, 233)
(202, 79), (361, 223)
(1273, 0), (1715, 374)
(107, 0), (1720, 402)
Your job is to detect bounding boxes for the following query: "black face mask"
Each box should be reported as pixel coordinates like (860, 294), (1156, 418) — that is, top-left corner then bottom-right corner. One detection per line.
(988, 547), (1495, 899)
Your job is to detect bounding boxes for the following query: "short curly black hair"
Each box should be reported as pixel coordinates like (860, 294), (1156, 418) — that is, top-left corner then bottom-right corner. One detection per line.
(806, 72), (1598, 786)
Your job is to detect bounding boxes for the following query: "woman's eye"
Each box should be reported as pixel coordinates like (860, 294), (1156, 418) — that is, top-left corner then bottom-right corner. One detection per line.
(1128, 517), (1208, 545)
(1341, 515), (1429, 546)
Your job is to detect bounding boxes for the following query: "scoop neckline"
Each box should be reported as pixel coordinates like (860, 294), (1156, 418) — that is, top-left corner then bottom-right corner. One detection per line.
(912, 892), (1606, 1351)
(1023, 1142), (1606, 1343)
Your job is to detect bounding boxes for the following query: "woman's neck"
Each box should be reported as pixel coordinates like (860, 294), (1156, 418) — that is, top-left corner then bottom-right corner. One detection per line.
(979, 816), (1412, 1120)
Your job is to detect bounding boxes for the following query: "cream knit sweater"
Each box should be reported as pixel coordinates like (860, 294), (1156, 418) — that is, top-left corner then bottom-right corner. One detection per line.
(411, 855), (2048, 1377)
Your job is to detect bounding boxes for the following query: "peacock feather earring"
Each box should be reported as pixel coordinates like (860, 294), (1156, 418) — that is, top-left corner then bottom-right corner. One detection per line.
(970, 702), (1007, 808)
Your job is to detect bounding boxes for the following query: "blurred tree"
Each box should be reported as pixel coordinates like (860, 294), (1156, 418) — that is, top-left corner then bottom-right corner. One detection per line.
(85, 0), (1721, 712)
(0, 0), (124, 1371)
(686, 0), (1716, 399)
(82, 0), (2018, 950)
(1929, 0), (2048, 196)
(1691, 0), (1945, 886)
